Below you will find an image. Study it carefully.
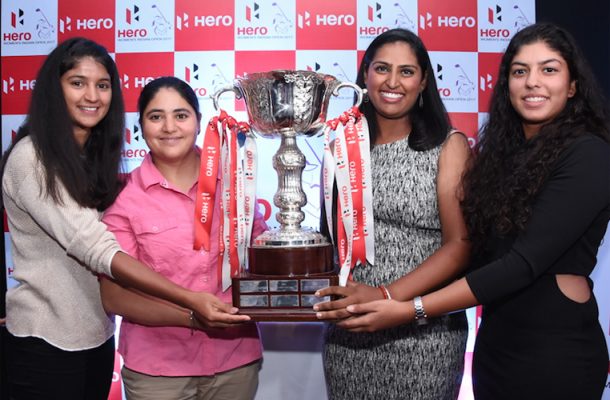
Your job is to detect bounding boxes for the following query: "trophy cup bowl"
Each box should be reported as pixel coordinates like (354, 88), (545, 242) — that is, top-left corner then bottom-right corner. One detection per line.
(213, 70), (363, 320)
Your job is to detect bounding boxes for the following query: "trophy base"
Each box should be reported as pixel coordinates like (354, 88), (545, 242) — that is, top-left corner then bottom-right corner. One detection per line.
(232, 271), (339, 322)
(248, 243), (333, 276)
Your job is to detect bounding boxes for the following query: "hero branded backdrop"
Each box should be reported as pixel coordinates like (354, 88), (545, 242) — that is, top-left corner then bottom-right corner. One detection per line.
(2, 1), (609, 399)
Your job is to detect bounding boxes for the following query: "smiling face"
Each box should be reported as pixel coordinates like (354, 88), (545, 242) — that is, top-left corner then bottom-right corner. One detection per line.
(60, 56), (112, 147)
(364, 41), (426, 122)
(141, 87), (199, 165)
(508, 40), (576, 139)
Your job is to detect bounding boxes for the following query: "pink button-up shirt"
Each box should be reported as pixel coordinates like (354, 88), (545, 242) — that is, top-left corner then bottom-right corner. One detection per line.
(102, 151), (265, 376)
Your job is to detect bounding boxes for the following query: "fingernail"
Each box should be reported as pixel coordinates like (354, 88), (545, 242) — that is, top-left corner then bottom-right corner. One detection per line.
(346, 305), (354, 312)
(316, 312), (322, 319)
(313, 304), (319, 311)
(314, 291), (320, 297)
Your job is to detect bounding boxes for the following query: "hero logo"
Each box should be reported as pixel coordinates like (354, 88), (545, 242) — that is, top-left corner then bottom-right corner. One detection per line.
(488, 5), (502, 23)
(368, 3), (381, 21)
(123, 125), (147, 159)
(184, 63), (208, 97)
(5, 8), (55, 41)
(306, 62), (321, 72)
(238, 2), (267, 35)
(2, 78), (15, 94)
(419, 12), (475, 30)
(185, 64), (199, 81)
(177, 13), (189, 29)
(125, 125), (141, 145)
(481, 4), (510, 38)
(120, 4), (172, 38)
(126, 5), (141, 24)
(120, 5), (147, 37)
(10, 8), (25, 28)
(176, 13), (232, 30)
(246, 2), (260, 21)
(59, 17), (114, 34)
(2, 77), (35, 93)
(122, 74), (154, 89)
(297, 11), (310, 28)
(480, 74), (493, 91)
(435, 64), (451, 97)
(297, 11), (354, 28)
(360, 2), (389, 36)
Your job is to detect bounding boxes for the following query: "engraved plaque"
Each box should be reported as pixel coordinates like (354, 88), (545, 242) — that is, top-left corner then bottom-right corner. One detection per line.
(240, 295), (269, 307)
(269, 280), (299, 292)
(301, 294), (330, 307)
(301, 279), (330, 293)
(271, 295), (299, 307)
(240, 280), (269, 293)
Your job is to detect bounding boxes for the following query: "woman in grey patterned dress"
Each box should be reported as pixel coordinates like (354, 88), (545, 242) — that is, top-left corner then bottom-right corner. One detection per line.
(315, 29), (471, 399)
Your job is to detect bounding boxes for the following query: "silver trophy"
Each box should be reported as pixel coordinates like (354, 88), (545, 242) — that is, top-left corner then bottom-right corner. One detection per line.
(212, 70), (363, 320)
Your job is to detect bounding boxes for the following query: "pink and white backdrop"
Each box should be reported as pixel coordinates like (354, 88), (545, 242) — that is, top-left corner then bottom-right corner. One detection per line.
(2, 1), (608, 399)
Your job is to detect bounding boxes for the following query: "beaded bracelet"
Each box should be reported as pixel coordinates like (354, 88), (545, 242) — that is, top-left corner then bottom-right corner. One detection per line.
(189, 310), (196, 336)
(378, 285), (392, 300)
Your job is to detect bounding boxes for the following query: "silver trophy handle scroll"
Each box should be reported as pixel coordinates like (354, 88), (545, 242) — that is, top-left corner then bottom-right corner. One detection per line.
(212, 84), (241, 113)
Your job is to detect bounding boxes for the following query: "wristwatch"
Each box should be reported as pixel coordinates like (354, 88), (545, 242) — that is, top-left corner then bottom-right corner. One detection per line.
(413, 296), (428, 326)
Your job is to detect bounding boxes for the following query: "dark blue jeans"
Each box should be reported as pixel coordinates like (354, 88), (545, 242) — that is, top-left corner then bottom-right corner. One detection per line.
(5, 332), (115, 400)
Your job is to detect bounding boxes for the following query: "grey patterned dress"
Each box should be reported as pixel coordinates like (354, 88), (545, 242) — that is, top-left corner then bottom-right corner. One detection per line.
(323, 136), (468, 400)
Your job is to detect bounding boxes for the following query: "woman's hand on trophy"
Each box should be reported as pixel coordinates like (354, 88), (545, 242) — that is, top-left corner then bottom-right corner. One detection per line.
(335, 299), (412, 332)
(189, 292), (251, 328)
(313, 280), (387, 321)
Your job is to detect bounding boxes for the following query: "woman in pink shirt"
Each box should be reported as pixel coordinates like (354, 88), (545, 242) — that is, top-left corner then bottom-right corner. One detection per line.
(2, 38), (250, 400)
(101, 77), (264, 400)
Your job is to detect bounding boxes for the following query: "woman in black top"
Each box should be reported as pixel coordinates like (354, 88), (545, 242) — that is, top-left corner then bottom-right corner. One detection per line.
(315, 23), (610, 399)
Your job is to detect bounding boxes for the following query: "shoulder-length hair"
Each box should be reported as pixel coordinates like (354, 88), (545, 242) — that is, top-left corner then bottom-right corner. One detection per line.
(461, 23), (610, 251)
(1, 37), (125, 211)
(356, 28), (450, 150)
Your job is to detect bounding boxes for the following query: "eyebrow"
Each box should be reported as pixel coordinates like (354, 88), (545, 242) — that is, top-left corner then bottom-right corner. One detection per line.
(145, 107), (193, 115)
(511, 58), (563, 67)
(372, 60), (419, 69)
(65, 74), (111, 82)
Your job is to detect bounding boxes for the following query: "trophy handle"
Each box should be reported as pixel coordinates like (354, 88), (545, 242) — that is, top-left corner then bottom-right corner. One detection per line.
(212, 84), (243, 111)
(332, 82), (365, 107)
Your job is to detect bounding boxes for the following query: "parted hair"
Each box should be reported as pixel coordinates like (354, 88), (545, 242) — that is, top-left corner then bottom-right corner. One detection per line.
(1, 37), (125, 211)
(356, 28), (450, 151)
(461, 23), (610, 252)
(137, 76), (202, 126)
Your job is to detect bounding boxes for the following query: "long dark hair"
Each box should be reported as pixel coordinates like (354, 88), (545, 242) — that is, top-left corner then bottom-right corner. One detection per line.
(1, 37), (125, 211)
(461, 23), (610, 252)
(356, 28), (450, 150)
(137, 76), (201, 126)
